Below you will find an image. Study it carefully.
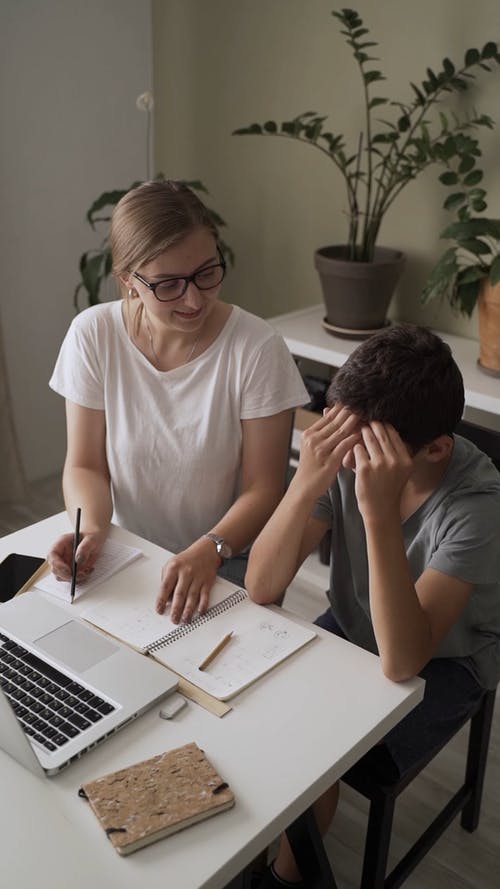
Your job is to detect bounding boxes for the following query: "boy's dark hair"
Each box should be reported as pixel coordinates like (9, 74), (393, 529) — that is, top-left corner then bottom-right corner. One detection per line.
(326, 324), (464, 451)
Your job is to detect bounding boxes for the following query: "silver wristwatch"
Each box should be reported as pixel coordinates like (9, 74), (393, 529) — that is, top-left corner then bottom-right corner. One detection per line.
(204, 533), (232, 563)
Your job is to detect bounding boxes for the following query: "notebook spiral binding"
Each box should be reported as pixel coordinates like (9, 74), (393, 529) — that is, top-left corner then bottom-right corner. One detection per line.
(147, 588), (247, 653)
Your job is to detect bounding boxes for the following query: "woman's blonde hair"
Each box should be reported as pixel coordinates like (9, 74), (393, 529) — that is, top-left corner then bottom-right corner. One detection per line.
(111, 179), (219, 334)
(111, 179), (218, 285)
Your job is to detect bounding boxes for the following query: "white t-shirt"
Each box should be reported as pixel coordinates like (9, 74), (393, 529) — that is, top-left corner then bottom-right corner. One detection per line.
(50, 301), (308, 553)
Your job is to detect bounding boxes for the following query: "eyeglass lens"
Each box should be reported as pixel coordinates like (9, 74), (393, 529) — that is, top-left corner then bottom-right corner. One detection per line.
(154, 264), (225, 301)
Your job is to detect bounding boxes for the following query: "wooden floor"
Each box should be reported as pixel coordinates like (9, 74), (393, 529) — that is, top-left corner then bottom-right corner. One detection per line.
(1, 479), (498, 888)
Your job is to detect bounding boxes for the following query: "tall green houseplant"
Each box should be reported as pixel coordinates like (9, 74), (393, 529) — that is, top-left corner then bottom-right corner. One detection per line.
(234, 7), (500, 263)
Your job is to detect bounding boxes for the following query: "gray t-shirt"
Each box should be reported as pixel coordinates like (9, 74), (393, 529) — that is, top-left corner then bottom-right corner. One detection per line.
(313, 435), (500, 689)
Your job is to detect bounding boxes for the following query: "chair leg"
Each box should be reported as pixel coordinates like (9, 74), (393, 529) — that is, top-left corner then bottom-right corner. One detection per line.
(359, 793), (396, 889)
(461, 689), (496, 832)
(285, 805), (338, 888)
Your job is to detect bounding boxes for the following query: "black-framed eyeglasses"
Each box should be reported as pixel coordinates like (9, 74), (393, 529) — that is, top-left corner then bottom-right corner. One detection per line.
(132, 249), (226, 303)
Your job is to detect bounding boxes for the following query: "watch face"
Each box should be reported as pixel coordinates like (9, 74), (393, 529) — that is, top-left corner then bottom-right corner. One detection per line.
(205, 534), (232, 561)
(219, 540), (232, 560)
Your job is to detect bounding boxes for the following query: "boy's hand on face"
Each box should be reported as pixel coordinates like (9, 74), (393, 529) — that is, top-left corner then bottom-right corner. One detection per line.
(295, 404), (361, 499)
(353, 422), (413, 524)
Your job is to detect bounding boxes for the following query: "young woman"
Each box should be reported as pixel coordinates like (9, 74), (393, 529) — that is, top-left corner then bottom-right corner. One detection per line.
(48, 179), (307, 623)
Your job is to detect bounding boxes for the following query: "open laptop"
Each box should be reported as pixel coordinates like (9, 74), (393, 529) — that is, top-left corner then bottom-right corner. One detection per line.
(0, 591), (178, 776)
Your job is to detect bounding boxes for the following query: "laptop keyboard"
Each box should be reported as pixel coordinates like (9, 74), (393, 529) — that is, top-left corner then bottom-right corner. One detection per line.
(0, 632), (116, 752)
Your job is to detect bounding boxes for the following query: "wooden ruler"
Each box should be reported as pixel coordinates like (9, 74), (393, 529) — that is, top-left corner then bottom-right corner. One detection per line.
(15, 560), (49, 596)
(176, 677), (232, 718)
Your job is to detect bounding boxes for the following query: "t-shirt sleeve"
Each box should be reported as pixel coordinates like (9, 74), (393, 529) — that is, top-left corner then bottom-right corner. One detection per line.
(429, 493), (500, 585)
(312, 491), (333, 527)
(49, 311), (105, 410)
(239, 332), (309, 419)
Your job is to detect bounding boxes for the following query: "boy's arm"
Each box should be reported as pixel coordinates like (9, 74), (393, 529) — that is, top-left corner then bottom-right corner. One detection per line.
(355, 422), (473, 681)
(246, 405), (361, 604)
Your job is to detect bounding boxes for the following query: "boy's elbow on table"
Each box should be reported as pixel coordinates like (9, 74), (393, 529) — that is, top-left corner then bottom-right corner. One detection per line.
(379, 650), (426, 684)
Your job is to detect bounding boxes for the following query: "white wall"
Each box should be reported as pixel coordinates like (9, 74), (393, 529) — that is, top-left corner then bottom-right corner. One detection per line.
(0, 0), (152, 482)
(152, 0), (500, 328)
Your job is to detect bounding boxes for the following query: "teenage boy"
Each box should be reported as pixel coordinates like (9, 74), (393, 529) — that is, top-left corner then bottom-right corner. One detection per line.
(246, 324), (500, 888)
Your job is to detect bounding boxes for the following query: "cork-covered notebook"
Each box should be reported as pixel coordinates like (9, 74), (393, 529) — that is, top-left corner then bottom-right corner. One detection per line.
(79, 741), (235, 855)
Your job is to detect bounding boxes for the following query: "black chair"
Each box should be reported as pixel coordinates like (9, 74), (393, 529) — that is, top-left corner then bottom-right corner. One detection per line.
(341, 418), (500, 888)
(342, 686), (496, 889)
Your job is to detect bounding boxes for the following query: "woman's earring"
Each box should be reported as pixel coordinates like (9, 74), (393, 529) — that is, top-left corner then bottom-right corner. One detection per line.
(128, 288), (137, 298)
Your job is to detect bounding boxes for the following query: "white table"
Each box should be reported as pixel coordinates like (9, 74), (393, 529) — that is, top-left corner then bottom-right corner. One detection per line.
(270, 304), (500, 418)
(0, 514), (423, 889)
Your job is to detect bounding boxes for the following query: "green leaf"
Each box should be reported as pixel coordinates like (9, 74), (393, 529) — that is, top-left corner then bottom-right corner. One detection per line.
(443, 192), (467, 210)
(489, 255), (500, 285)
(371, 132), (398, 144)
(87, 189), (130, 228)
(439, 171), (459, 185)
(459, 238), (491, 256)
(472, 199), (488, 213)
(457, 266), (487, 284)
(263, 120), (278, 133)
(305, 121), (323, 140)
(442, 57), (455, 76)
(409, 82), (426, 104)
(426, 67), (438, 86)
(363, 70), (386, 84)
(468, 187), (487, 199)
(233, 123), (263, 135)
(464, 48), (480, 66)
(439, 111), (449, 131)
(281, 121), (300, 135)
(481, 41), (498, 60)
(442, 135), (456, 159)
(458, 155), (475, 174)
(368, 97), (388, 109)
(421, 247), (458, 304)
(463, 169), (483, 186)
(443, 219), (500, 240)
(453, 280), (481, 316)
(354, 51), (374, 63)
(397, 115), (410, 132)
(80, 252), (106, 304)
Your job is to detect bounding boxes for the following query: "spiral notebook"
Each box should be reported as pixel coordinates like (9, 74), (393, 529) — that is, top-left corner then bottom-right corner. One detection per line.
(82, 581), (316, 701)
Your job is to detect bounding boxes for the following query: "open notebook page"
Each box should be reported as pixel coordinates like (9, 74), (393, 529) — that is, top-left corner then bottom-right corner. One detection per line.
(150, 597), (317, 701)
(34, 539), (143, 603)
(81, 575), (241, 652)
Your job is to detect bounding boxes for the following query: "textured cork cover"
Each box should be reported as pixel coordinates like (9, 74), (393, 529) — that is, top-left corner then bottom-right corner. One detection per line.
(80, 741), (234, 855)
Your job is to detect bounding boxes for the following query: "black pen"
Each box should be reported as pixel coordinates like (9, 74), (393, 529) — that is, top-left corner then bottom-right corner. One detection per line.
(70, 507), (81, 604)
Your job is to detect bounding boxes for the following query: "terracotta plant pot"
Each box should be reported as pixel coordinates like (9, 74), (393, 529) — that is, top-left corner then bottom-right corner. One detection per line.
(478, 280), (500, 377)
(314, 245), (405, 338)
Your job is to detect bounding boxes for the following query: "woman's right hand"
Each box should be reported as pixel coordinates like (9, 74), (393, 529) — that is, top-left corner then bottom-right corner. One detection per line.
(47, 531), (106, 583)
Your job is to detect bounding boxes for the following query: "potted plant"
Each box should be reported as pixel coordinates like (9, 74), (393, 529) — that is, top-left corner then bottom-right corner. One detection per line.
(421, 190), (500, 376)
(234, 7), (500, 337)
(74, 175), (234, 310)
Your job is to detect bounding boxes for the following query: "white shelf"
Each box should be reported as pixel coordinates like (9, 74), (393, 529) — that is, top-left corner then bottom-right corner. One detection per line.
(271, 304), (500, 419)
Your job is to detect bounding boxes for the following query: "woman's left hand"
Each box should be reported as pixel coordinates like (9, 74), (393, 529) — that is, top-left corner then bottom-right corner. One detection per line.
(155, 537), (222, 623)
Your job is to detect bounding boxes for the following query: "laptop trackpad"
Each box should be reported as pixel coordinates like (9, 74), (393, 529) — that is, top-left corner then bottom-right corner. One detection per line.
(36, 620), (119, 674)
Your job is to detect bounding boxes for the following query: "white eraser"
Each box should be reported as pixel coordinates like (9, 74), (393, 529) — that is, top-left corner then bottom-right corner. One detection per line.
(159, 693), (187, 719)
